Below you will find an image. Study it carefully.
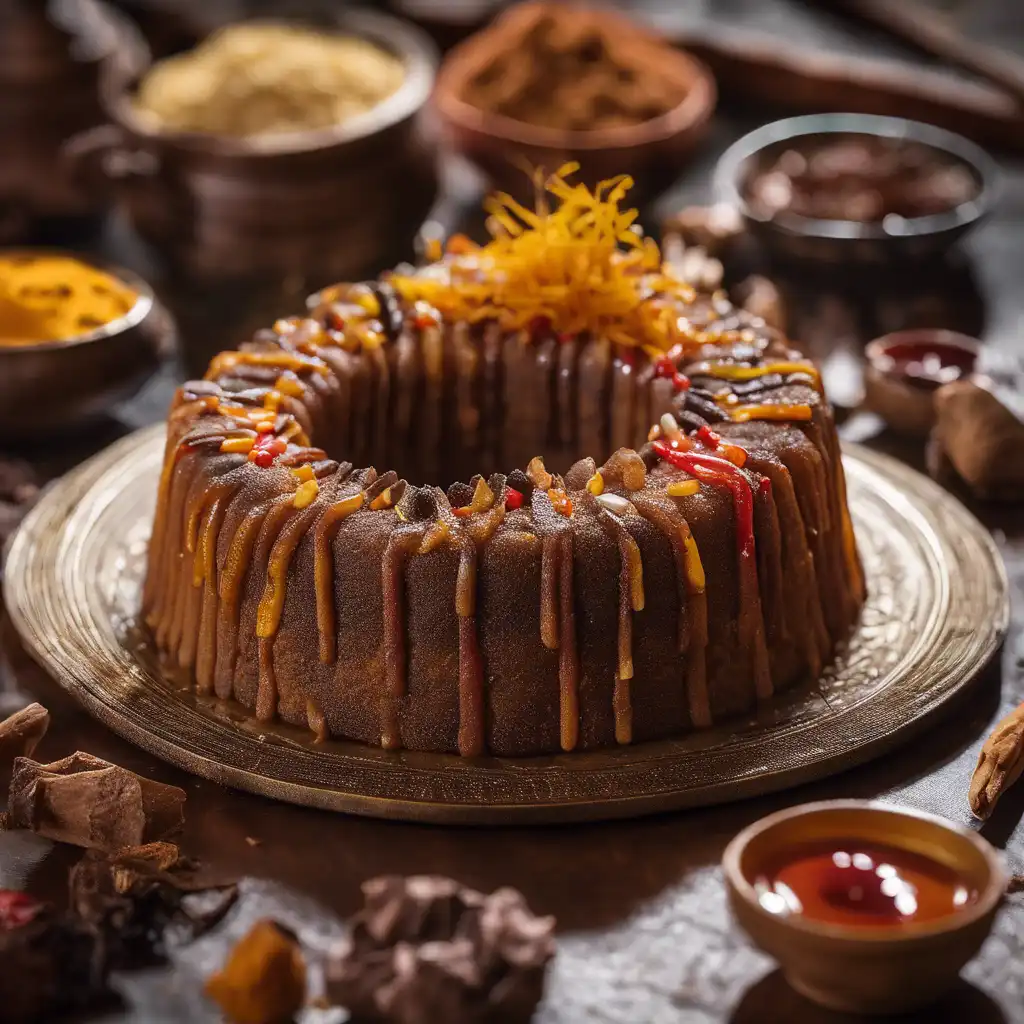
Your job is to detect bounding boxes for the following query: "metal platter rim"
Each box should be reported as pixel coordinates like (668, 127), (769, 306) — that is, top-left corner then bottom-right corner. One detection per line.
(3, 426), (1009, 824)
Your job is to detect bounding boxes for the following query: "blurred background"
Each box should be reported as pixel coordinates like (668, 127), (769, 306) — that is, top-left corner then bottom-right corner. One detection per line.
(0, 0), (1022, 512)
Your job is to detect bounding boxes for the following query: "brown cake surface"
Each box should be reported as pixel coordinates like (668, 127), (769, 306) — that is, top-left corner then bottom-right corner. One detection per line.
(143, 171), (864, 757)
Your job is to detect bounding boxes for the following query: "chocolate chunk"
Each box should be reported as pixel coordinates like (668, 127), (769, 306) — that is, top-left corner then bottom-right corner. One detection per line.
(70, 843), (237, 970)
(330, 875), (555, 1024)
(505, 469), (533, 498)
(0, 703), (48, 771)
(6, 752), (185, 852)
(447, 481), (474, 508)
(206, 919), (306, 1024)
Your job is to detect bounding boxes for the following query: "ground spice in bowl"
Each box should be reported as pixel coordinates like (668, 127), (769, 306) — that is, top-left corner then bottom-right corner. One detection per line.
(459, 3), (690, 132)
(133, 21), (406, 139)
(0, 254), (138, 345)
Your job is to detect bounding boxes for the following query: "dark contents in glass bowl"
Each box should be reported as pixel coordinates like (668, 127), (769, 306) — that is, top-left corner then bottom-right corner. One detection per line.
(872, 336), (978, 391)
(746, 135), (979, 225)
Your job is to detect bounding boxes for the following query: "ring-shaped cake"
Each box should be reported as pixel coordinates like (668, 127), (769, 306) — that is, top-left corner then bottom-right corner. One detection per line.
(144, 168), (864, 757)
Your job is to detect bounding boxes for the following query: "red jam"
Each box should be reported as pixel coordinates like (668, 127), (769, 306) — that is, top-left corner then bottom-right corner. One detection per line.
(876, 338), (977, 391)
(754, 839), (978, 928)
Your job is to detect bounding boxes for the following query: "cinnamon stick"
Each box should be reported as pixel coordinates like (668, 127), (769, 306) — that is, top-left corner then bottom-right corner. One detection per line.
(969, 704), (1024, 819)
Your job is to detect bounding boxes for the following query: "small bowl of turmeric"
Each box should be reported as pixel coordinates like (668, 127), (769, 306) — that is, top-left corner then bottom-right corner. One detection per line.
(0, 252), (173, 435)
(433, 2), (716, 202)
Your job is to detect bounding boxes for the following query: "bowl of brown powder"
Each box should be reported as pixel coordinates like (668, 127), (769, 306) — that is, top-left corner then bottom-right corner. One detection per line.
(433, 1), (716, 201)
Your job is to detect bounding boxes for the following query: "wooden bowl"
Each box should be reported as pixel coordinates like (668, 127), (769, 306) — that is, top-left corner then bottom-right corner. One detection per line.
(432, 6), (716, 202)
(65, 10), (439, 287)
(723, 800), (1007, 1015)
(0, 252), (174, 436)
(864, 330), (982, 437)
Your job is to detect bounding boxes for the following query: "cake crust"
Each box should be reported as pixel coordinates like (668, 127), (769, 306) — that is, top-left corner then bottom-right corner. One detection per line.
(144, 175), (864, 757)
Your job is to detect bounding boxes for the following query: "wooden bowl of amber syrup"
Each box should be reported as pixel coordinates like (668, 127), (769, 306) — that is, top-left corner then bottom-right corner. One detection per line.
(0, 252), (173, 435)
(434, 2), (715, 202)
(723, 800), (1007, 1015)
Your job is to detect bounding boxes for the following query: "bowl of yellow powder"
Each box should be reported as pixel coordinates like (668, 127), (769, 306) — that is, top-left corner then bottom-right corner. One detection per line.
(131, 22), (408, 145)
(65, 12), (438, 287)
(0, 252), (174, 434)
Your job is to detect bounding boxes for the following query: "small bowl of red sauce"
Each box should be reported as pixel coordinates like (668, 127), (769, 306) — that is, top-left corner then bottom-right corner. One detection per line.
(723, 800), (1007, 1015)
(865, 329), (981, 436)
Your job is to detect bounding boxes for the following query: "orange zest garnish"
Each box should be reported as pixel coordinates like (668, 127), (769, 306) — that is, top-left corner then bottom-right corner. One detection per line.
(389, 164), (699, 356)
(728, 403), (814, 423)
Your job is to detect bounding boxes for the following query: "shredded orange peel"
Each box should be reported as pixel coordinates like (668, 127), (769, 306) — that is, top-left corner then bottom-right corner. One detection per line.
(389, 164), (698, 356)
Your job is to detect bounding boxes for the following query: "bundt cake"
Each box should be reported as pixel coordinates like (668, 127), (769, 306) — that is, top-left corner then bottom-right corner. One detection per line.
(144, 168), (864, 757)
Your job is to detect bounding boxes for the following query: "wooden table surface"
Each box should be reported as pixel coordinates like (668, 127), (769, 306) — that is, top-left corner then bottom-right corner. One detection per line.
(3, 4), (1024, 1022)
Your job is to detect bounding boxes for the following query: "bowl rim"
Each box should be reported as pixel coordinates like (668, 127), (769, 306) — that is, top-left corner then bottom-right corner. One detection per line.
(432, 7), (716, 152)
(712, 113), (1001, 242)
(0, 249), (155, 354)
(101, 9), (438, 157)
(722, 799), (1008, 942)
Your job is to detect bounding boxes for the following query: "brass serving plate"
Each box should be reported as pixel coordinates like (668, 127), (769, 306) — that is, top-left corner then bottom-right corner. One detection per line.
(3, 425), (1009, 824)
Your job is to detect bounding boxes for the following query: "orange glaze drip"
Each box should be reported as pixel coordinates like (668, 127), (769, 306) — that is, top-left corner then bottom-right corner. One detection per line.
(313, 491), (365, 664)
(191, 482), (241, 688)
(456, 539), (485, 756)
(540, 533), (560, 651)
(558, 530), (580, 752)
(595, 502), (644, 745)
(695, 360), (822, 391)
(205, 349), (328, 381)
(729, 403), (813, 423)
(381, 526), (428, 751)
(250, 498), (305, 723)
(306, 700), (328, 742)
(256, 636), (278, 723)
(631, 496), (711, 728)
(256, 502), (324, 639)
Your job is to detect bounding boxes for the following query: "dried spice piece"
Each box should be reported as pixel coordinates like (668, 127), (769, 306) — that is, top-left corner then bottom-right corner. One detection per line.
(70, 842), (237, 969)
(932, 380), (1024, 501)
(206, 919), (306, 1024)
(460, 3), (688, 132)
(6, 752), (185, 851)
(330, 875), (555, 1024)
(0, 703), (48, 770)
(969, 704), (1024, 819)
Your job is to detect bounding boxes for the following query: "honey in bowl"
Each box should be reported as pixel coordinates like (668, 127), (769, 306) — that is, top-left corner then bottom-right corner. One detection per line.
(754, 838), (979, 928)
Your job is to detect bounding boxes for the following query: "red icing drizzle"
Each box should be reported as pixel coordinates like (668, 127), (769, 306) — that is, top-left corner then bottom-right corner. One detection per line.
(653, 441), (755, 559)
(654, 355), (691, 392)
